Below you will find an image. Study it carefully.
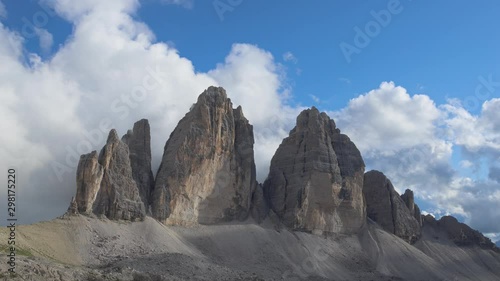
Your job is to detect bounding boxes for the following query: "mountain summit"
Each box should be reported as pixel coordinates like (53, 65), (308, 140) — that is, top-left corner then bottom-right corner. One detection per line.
(152, 86), (259, 225)
(44, 86), (500, 281)
(263, 107), (366, 234)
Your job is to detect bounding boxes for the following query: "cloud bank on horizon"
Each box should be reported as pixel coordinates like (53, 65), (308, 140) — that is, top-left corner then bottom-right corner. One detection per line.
(0, 0), (498, 240)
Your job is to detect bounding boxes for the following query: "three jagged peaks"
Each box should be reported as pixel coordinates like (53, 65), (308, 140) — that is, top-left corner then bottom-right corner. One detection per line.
(68, 86), (498, 251)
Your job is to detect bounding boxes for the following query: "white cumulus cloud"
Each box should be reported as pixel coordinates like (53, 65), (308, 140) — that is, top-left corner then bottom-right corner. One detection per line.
(332, 81), (500, 234)
(0, 0), (294, 224)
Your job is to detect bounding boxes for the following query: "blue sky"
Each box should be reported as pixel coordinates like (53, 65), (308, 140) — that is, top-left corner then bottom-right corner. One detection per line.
(0, 0), (499, 240)
(3, 0), (500, 111)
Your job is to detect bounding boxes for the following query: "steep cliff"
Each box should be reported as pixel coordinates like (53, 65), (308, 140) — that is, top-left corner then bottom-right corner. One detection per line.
(263, 107), (366, 234)
(71, 129), (145, 221)
(152, 86), (258, 225)
(363, 170), (421, 244)
(122, 119), (155, 209)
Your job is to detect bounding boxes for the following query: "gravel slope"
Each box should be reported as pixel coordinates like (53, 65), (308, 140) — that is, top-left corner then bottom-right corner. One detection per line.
(1, 215), (499, 280)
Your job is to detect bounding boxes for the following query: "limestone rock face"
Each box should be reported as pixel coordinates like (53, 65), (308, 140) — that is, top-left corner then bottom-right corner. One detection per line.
(263, 107), (366, 234)
(363, 170), (421, 244)
(71, 129), (146, 221)
(401, 189), (423, 227)
(122, 119), (155, 208)
(92, 130), (146, 221)
(74, 151), (104, 214)
(152, 86), (257, 225)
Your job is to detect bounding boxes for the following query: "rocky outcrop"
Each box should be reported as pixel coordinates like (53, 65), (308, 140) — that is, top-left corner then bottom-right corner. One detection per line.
(363, 170), (421, 244)
(152, 86), (258, 225)
(427, 215), (498, 251)
(70, 129), (146, 221)
(74, 151), (104, 214)
(93, 130), (146, 220)
(122, 119), (155, 209)
(66, 197), (78, 215)
(263, 107), (366, 234)
(401, 189), (423, 226)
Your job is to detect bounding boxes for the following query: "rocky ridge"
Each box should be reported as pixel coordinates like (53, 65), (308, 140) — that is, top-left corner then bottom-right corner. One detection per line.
(363, 170), (421, 244)
(67, 86), (496, 252)
(423, 214), (499, 252)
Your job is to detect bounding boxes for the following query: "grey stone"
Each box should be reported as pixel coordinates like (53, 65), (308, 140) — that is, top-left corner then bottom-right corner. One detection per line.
(74, 151), (104, 214)
(401, 189), (423, 227)
(422, 214), (438, 227)
(363, 170), (421, 244)
(263, 107), (366, 234)
(92, 129), (146, 221)
(122, 119), (155, 209)
(437, 216), (498, 251)
(250, 183), (269, 223)
(152, 86), (258, 225)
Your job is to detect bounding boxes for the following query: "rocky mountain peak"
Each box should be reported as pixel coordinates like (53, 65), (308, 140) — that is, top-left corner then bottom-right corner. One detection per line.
(152, 86), (258, 225)
(233, 105), (244, 118)
(295, 106), (336, 133)
(122, 119), (155, 209)
(263, 107), (366, 234)
(192, 86), (230, 113)
(401, 188), (423, 226)
(70, 124), (149, 221)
